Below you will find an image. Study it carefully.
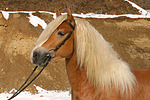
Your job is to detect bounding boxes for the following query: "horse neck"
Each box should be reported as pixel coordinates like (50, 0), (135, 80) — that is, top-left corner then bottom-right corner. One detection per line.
(65, 50), (89, 90)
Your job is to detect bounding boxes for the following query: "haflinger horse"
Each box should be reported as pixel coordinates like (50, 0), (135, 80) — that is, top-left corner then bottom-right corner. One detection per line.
(30, 9), (150, 100)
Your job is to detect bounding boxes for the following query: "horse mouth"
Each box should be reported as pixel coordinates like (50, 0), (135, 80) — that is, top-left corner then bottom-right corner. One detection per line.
(37, 55), (51, 67)
(33, 53), (51, 67)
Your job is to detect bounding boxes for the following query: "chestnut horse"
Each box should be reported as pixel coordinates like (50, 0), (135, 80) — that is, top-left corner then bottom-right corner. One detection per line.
(30, 9), (150, 100)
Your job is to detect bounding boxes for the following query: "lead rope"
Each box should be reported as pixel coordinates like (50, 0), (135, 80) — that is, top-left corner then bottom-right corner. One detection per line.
(8, 66), (46, 100)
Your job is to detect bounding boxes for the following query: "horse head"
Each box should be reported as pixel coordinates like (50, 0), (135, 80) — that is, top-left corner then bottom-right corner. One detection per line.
(30, 9), (75, 67)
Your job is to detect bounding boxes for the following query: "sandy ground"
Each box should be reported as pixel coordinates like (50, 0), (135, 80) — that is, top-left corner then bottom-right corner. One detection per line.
(0, 0), (149, 94)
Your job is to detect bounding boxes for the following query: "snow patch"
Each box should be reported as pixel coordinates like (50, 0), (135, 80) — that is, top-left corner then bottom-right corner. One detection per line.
(72, 13), (150, 18)
(1, 11), (9, 20)
(0, 85), (71, 100)
(28, 13), (47, 29)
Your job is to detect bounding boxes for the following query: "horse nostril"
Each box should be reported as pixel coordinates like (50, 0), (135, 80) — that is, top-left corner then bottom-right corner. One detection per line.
(33, 52), (39, 63)
(33, 52), (38, 57)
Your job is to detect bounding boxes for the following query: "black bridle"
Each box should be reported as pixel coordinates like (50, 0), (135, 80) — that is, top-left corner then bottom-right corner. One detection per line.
(8, 20), (75, 100)
(54, 20), (75, 51)
(48, 20), (75, 58)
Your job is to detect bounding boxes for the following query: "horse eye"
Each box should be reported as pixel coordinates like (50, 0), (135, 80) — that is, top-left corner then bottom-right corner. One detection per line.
(57, 31), (65, 37)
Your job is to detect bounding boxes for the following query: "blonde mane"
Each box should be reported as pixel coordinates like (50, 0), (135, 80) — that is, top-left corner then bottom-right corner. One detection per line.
(75, 18), (136, 95)
(36, 15), (67, 47)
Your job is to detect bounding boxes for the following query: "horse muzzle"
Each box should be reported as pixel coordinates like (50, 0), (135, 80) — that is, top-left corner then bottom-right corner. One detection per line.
(31, 47), (53, 67)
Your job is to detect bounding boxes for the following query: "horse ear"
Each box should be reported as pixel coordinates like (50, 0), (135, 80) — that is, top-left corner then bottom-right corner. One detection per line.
(67, 8), (74, 22)
(56, 9), (61, 17)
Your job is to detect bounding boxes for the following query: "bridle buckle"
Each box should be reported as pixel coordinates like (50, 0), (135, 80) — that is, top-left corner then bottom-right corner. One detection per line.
(48, 48), (56, 58)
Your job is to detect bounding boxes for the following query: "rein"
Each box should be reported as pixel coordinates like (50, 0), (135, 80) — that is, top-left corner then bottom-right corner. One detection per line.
(8, 20), (75, 100)
(8, 66), (45, 100)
